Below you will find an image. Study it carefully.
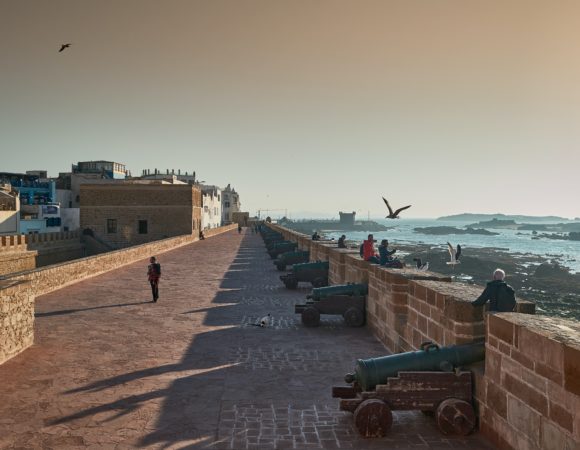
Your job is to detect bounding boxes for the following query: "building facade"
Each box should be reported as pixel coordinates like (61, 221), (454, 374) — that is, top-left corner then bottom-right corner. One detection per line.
(221, 184), (241, 224)
(80, 184), (202, 248)
(73, 161), (127, 179)
(201, 186), (222, 230)
(0, 184), (20, 235)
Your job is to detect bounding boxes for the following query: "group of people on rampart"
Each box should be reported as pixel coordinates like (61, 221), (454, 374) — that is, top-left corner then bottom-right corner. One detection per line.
(314, 231), (516, 313)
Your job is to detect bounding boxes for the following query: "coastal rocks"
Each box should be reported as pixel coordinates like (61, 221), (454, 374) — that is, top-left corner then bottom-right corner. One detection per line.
(413, 226), (499, 236)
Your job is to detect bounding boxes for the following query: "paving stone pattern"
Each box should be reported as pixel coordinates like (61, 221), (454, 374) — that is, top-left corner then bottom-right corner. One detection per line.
(0, 231), (496, 449)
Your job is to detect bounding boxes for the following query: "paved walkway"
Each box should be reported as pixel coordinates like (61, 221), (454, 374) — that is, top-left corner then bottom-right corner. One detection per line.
(0, 231), (496, 449)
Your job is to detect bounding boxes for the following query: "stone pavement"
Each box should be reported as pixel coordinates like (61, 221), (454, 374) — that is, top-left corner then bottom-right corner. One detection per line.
(0, 230), (497, 449)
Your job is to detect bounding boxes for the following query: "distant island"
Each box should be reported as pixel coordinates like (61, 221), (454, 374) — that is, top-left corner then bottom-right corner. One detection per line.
(438, 213), (571, 223)
(414, 226), (499, 236)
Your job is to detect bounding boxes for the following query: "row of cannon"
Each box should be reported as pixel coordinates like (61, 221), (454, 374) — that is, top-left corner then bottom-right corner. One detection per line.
(258, 226), (484, 438)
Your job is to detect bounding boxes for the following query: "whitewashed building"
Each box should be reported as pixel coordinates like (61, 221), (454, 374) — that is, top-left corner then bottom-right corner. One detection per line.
(201, 185), (222, 230)
(221, 184), (241, 224)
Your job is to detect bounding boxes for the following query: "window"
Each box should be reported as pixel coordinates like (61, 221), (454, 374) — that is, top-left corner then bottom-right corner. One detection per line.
(138, 220), (148, 234)
(107, 219), (117, 234)
(225, 201), (230, 208)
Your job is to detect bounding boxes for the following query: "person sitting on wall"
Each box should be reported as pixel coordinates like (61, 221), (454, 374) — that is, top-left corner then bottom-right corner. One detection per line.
(362, 234), (380, 264)
(338, 235), (347, 248)
(312, 231), (321, 241)
(471, 268), (517, 312)
(378, 239), (397, 265)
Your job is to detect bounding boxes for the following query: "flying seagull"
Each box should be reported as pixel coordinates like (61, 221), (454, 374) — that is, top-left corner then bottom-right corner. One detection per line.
(58, 43), (71, 52)
(413, 258), (429, 271)
(382, 197), (411, 219)
(446, 242), (462, 266)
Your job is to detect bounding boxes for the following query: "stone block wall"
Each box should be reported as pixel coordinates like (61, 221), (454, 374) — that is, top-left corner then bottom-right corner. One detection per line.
(478, 314), (580, 450)
(0, 251), (37, 276)
(0, 280), (34, 365)
(406, 280), (485, 348)
(0, 224), (237, 366)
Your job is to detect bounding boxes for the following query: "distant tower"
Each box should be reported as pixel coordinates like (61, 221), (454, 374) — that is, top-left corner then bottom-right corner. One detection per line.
(339, 211), (356, 227)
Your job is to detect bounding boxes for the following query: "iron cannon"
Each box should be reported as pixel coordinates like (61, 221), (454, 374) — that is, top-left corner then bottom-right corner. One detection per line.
(306, 283), (368, 301)
(279, 261), (329, 289)
(332, 342), (485, 438)
(273, 250), (310, 271)
(295, 282), (367, 327)
(267, 241), (298, 259)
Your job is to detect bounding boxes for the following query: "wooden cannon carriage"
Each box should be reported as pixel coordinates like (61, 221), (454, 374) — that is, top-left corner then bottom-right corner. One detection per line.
(332, 342), (484, 437)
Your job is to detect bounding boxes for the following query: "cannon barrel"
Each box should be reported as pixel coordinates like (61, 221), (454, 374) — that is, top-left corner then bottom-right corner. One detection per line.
(307, 283), (368, 300)
(345, 342), (485, 391)
(275, 250), (309, 263)
(292, 261), (329, 272)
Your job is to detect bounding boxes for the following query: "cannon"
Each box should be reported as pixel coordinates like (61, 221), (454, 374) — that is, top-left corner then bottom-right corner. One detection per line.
(332, 342), (485, 438)
(273, 250), (310, 271)
(295, 283), (368, 327)
(265, 238), (287, 252)
(267, 241), (298, 259)
(307, 283), (368, 301)
(279, 261), (329, 289)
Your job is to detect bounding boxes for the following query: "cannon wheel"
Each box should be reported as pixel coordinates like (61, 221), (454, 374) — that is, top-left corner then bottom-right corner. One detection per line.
(312, 277), (328, 288)
(301, 306), (320, 327)
(353, 399), (392, 438)
(344, 307), (365, 327)
(283, 276), (298, 290)
(276, 263), (286, 271)
(435, 398), (476, 436)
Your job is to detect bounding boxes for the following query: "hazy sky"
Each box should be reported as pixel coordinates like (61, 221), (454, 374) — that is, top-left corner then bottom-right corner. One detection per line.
(2, 1), (580, 218)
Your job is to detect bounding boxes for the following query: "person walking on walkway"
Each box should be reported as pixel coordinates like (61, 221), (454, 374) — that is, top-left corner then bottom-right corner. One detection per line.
(147, 256), (161, 302)
(471, 268), (516, 312)
(238, 225), (242, 234)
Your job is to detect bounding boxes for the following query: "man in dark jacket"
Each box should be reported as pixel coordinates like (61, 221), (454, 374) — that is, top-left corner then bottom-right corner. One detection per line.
(147, 256), (161, 302)
(338, 235), (347, 248)
(472, 269), (516, 312)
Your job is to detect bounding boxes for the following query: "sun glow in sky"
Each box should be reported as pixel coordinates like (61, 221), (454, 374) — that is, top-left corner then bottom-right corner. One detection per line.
(2, 1), (580, 218)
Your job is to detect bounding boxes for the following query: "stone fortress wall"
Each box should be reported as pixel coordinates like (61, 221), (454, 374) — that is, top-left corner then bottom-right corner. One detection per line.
(268, 223), (580, 450)
(0, 224), (237, 366)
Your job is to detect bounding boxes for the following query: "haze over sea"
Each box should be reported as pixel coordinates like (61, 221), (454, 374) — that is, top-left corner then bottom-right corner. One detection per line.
(322, 218), (580, 273)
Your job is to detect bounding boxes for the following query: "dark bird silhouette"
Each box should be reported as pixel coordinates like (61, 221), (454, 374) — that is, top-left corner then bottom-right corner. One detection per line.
(58, 43), (71, 52)
(446, 242), (462, 266)
(382, 197), (411, 219)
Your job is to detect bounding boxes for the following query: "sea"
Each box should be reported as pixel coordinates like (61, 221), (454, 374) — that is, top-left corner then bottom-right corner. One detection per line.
(321, 218), (580, 273)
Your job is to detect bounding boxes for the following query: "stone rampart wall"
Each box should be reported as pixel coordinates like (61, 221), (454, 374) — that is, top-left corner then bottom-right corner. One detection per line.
(0, 225), (237, 366)
(267, 224), (580, 449)
(0, 280), (34, 365)
(479, 314), (580, 450)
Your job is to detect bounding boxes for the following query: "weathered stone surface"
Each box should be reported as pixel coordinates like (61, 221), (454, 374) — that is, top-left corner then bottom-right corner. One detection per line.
(0, 230), (496, 449)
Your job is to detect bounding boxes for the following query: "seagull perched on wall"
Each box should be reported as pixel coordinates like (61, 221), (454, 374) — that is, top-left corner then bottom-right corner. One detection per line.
(58, 43), (71, 52)
(446, 242), (462, 266)
(382, 197), (411, 219)
(413, 258), (429, 271)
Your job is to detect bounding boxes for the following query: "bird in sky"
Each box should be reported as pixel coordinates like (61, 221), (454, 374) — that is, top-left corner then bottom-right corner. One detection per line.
(58, 43), (71, 52)
(382, 197), (411, 219)
(446, 242), (462, 266)
(413, 258), (429, 271)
